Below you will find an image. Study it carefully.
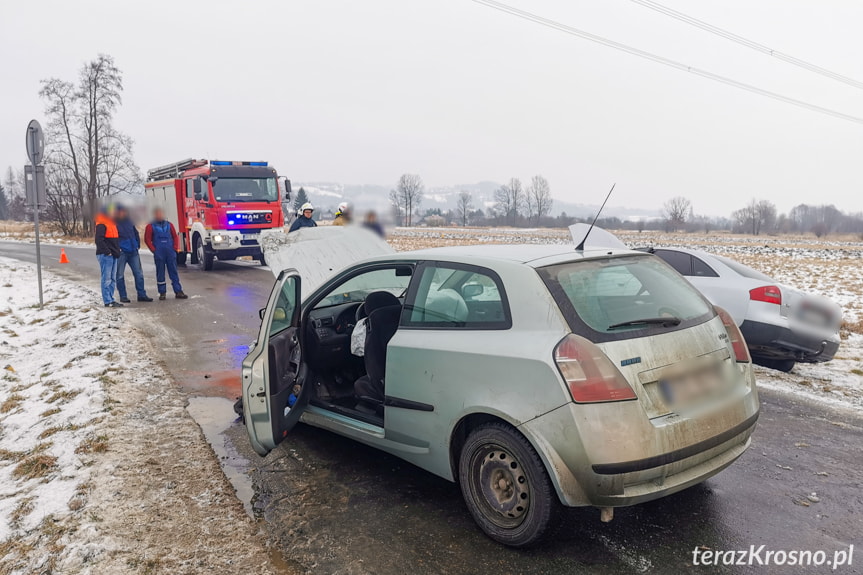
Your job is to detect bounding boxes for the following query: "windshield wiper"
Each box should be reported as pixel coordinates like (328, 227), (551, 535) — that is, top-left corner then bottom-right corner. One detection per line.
(608, 317), (682, 330)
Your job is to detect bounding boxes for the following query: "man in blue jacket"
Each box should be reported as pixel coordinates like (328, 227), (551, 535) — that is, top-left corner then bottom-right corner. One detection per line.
(289, 202), (317, 232)
(114, 205), (153, 303)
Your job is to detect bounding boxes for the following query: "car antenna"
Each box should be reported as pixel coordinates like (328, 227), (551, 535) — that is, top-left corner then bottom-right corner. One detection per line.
(576, 183), (616, 251)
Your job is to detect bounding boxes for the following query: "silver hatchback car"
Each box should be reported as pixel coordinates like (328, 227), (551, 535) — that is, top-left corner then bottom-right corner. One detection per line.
(242, 228), (760, 546)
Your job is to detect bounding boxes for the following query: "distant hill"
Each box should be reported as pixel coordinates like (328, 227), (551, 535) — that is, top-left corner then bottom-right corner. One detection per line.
(294, 181), (661, 221)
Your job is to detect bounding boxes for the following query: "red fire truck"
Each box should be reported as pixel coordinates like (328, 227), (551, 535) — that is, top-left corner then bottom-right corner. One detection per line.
(144, 159), (289, 270)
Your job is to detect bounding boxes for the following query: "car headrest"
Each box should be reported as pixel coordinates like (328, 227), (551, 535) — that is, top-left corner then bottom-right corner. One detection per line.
(363, 291), (400, 315)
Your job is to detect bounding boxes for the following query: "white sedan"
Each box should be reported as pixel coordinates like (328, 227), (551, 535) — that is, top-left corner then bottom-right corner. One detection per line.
(643, 247), (842, 372)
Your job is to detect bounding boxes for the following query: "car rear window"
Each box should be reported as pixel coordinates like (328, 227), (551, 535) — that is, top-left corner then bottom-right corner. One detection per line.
(714, 255), (774, 282)
(537, 255), (715, 342)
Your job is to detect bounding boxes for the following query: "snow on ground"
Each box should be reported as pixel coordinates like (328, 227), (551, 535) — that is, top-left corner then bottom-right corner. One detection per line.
(0, 258), (278, 575)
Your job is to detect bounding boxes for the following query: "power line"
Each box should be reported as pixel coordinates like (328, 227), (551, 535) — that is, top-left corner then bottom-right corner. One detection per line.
(630, 0), (863, 90)
(469, 0), (863, 125)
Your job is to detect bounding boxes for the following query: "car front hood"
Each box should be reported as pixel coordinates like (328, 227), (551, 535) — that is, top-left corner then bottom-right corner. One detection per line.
(261, 226), (394, 299)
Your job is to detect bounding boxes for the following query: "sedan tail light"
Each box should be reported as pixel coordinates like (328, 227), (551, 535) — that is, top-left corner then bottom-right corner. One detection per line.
(554, 334), (637, 403)
(714, 306), (751, 363)
(750, 285), (782, 305)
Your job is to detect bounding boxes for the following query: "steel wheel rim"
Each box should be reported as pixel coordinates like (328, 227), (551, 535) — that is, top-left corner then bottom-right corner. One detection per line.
(469, 442), (530, 528)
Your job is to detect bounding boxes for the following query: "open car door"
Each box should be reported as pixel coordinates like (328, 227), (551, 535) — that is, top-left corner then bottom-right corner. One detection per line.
(242, 269), (309, 456)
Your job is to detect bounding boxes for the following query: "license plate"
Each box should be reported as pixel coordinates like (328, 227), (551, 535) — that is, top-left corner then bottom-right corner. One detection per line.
(658, 366), (725, 406)
(242, 234), (260, 241)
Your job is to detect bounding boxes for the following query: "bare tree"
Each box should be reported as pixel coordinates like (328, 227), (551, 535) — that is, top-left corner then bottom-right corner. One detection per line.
(456, 191), (474, 226)
(39, 54), (140, 235)
(526, 175), (552, 225)
(663, 196), (692, 231)
(389, 174), (424, 227)
(732, 199), (776, 235)
(494, 178), (524, 226)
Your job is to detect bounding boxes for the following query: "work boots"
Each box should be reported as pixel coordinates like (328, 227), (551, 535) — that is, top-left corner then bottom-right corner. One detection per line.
(175, 292), (189, 299)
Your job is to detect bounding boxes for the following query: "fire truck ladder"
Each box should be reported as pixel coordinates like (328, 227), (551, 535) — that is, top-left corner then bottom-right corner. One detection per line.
(146, 159), (208, 182)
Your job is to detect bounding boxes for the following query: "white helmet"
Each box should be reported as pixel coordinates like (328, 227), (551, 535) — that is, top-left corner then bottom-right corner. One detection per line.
(337, 201), (349, 214)
(301, 202), (314, 212)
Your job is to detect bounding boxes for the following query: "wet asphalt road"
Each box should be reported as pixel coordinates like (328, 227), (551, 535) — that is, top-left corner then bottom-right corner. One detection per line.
(2, 240), (861, 574)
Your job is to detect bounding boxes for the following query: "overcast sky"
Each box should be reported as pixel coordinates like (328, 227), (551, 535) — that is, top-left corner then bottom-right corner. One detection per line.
(2, 0), (861, 216)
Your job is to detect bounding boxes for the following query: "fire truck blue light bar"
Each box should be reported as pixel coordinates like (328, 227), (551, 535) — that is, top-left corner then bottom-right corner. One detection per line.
(210, 160), (269, 167)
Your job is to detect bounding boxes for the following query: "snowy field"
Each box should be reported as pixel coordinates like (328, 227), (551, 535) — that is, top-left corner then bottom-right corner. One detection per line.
(0, 258), (275, 575)
(389, 227), (863, 412)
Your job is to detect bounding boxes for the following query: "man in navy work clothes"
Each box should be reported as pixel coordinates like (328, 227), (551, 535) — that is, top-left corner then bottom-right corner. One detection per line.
(115, 205), (153, 303)
(289, 202), (317, 232)
(144, 208), (189, 301)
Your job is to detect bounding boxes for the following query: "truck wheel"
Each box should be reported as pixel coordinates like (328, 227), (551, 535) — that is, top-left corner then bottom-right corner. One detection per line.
(176, 251), (187, 267)
(194, 236), (214, 271)
(190, 235), (200, 265)
(458, 422), (561, 547)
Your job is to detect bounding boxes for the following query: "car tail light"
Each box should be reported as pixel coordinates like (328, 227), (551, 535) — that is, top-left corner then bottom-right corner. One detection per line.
(714, 306), (751, 363)
(554, 334), (637, 403)
(750, 285), (782, 305)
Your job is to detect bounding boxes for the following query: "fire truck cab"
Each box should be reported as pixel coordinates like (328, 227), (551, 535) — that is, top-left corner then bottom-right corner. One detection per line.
(145, 159), (289, 270)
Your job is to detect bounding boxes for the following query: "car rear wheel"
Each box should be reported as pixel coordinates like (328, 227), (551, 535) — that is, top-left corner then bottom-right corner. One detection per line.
(458, 422), (561, 547)
(755, 357), (796, 372)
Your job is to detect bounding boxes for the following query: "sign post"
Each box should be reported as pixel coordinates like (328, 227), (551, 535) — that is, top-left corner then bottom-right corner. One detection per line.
(25, 119), (45, 307)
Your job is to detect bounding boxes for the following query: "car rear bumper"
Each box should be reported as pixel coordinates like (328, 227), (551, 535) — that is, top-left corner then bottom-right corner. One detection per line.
(741, 320), (839, 363)
(519, 383), (759, 508)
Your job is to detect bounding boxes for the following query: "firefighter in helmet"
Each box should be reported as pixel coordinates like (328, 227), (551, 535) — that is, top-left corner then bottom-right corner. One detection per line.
(289, 202), (317, 232)
(333, 202), (352, 226)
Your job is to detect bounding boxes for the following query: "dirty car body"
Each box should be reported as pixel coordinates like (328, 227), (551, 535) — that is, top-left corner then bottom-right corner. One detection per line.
(242, 229), (760, 546)
(644, 247), (842, 372)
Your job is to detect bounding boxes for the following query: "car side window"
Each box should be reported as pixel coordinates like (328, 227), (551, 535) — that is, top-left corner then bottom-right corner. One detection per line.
(655, 250), (692, 276)
(691, 256), (719, 278)
(314, 267), (412, 309)
(269, 276), (299, 337)
(404, 263), (511, 329)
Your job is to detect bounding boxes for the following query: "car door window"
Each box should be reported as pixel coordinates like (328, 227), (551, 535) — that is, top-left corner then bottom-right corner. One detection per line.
(654, 250), (692, 276)
(269, 276), (299, 336)
(314, 267), (412, 309)
(404, 264), (511, 329)
(691, 256), (719, 278)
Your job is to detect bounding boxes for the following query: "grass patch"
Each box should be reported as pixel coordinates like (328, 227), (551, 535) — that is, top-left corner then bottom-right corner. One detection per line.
(841, 319), (863, 337)
(0, 393), (25, 413)
(0, 448), (25, 462)
(38, 427), (63, 440)
(75, 435), (109, 455)
(12, 454), (58, 480)
(40, 407), (61, 418)
(46, 389), (81, 403)
(10, 497), (34, 526)
(851, 369), (863, 376)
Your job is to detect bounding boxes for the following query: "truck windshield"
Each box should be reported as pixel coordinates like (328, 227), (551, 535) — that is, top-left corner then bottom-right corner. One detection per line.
(212, 177), (278, 203)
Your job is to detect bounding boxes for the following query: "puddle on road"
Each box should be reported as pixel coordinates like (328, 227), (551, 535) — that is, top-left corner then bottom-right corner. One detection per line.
(186, 396), (256, 517)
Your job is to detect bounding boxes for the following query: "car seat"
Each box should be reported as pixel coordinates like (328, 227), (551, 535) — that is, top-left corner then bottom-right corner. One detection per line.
(354, 291), (402, 411)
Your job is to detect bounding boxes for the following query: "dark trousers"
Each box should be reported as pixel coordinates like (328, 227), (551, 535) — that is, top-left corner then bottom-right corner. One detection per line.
(154, 248), (183, 294)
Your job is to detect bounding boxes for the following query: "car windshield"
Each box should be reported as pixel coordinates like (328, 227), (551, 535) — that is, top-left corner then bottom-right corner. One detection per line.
(538, 255), (715, 342)
(212, 177), (278, 203)
(713, 255), (774, 282)
(315, 268), (411, 309)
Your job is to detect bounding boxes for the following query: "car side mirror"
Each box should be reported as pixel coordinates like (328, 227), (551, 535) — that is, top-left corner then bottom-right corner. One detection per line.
(259, 308), (266, 320)
(462, 283), (484, 299)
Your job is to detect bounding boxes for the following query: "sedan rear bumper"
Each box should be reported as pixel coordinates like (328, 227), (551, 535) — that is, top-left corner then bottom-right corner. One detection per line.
(741, 320), (839, 363)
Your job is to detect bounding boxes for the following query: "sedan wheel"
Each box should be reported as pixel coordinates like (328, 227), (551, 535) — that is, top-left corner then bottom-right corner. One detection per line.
(458, 423), (560, 547)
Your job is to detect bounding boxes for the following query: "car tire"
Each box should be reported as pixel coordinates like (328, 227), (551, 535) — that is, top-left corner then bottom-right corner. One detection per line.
(458, 422), (561, 547)
(754, 357), (796, 373)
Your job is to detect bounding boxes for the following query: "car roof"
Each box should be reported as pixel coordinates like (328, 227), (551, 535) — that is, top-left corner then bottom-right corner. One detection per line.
(381, 244), (643, 267)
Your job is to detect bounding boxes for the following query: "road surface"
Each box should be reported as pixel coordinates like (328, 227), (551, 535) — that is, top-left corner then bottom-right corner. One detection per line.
(2, 240), (861, 574)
